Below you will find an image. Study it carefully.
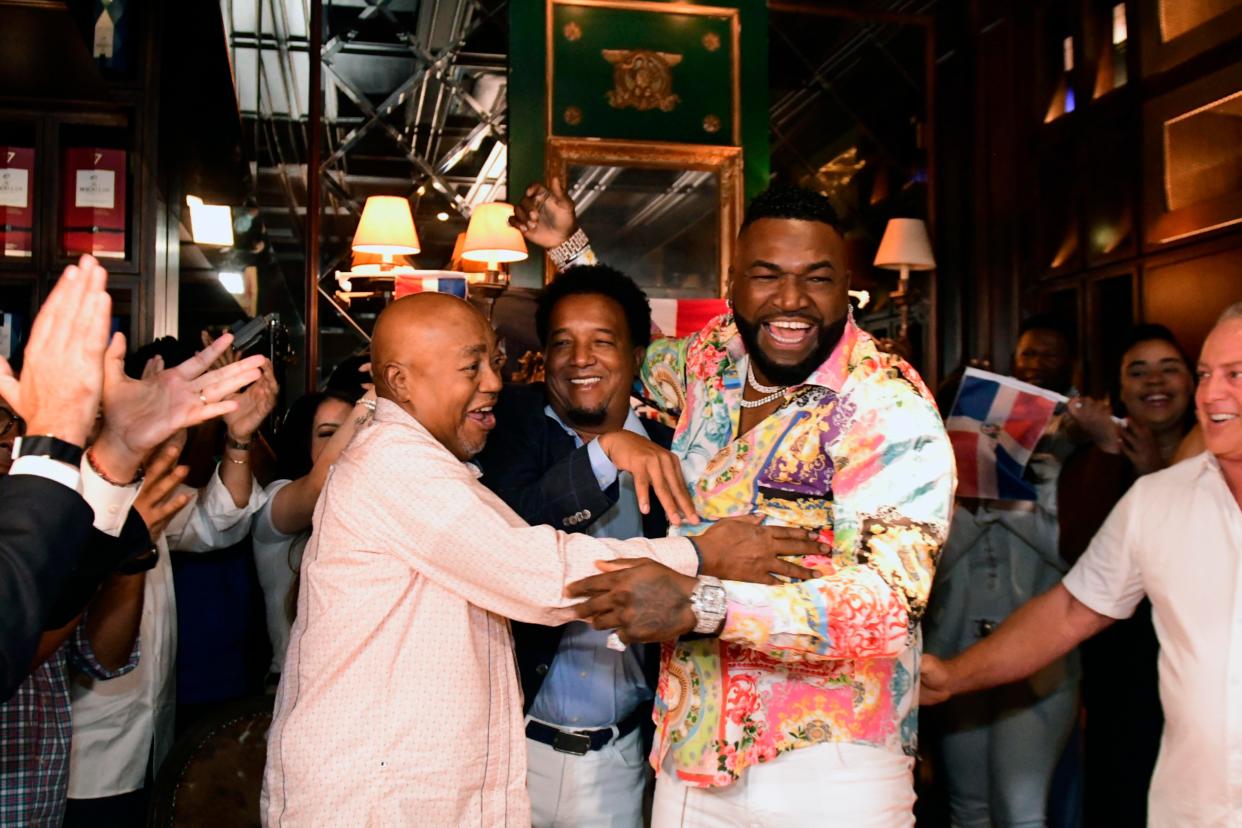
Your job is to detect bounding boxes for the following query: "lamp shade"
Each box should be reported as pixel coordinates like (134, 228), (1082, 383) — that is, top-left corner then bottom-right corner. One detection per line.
(352, 196), (420, 255)
(186, 195), (234, 247)
(873, 218), (935, 270)
(460, 202), (528, 264)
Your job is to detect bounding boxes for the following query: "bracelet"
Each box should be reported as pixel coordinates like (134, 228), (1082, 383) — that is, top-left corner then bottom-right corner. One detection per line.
(226, 455), (249, 465)
(86, 447), (143, 487)
(358, 397), (376, 412)
(226, 436), (253, 451)
(547, 227), (591, 270)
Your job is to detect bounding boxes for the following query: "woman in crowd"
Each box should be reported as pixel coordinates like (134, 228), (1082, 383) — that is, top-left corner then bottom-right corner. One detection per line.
(1057, 323), (1196, 827)
(252, 366), (373, 688)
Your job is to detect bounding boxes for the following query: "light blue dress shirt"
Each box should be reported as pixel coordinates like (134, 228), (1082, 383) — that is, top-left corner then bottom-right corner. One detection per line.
(527, 406), (653, 729)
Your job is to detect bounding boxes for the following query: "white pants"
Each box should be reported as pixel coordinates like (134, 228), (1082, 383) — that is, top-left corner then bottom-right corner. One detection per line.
(651, 742), (916, 828)
(526, 726), (650, 828)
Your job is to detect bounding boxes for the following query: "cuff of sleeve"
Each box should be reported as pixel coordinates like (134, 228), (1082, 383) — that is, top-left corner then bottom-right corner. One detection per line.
(70, 621), (140, 680)
(207, 462), (267, 520)
(586, 438), (620, 490)
(10, 455), (82, 493)
(80, 459), (141, 536)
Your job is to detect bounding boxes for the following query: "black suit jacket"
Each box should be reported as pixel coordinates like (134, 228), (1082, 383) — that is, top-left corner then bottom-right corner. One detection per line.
(0, 474), (153, 701)
(475, 382), (673, 714)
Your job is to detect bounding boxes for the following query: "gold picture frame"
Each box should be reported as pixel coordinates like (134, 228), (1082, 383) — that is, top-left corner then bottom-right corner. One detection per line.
(544, 137), (743, 295)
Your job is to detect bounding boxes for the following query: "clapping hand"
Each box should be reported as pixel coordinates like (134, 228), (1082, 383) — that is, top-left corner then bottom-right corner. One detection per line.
(92, 332), (266, 481)
(0, 255), (112, 447)
(133, 437), (192, 539)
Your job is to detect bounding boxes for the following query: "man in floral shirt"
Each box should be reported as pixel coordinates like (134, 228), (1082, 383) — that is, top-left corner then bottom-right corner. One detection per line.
(513, 182), (956, 825)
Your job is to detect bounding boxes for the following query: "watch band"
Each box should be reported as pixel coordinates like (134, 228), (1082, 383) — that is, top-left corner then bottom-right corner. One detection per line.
(13, 435), (84, 467)
(547, 227), (591, 270)
(689, 575), (727, 635)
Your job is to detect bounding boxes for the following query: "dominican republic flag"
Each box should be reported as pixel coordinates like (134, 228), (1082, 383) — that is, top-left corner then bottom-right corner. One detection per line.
(946, 367), (1064, 501)
(393, 273), (468, 299)
(649, 298), (729, 338)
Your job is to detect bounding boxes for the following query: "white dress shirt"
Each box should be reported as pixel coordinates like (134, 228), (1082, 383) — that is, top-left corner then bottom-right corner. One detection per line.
(1063, 451), (1242, 827)
(66, 464), (267, 798)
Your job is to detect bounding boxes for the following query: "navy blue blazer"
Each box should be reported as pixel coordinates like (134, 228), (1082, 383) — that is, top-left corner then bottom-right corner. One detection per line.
(475, 382), (673, 714)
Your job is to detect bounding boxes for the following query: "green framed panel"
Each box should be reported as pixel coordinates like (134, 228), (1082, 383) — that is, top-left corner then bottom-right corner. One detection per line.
(548, 0), (738, 146)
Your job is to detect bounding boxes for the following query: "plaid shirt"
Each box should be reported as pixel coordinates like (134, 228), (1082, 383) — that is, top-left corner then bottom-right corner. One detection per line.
(0, 625), (138, 827)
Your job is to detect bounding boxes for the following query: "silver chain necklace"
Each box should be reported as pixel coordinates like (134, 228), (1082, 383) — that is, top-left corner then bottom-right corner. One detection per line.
(741, 363), (789, 408)
(746, 363), (784, 394)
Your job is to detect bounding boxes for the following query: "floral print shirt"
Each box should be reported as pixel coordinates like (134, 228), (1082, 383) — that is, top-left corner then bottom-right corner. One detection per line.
(641, 313), (955, 787)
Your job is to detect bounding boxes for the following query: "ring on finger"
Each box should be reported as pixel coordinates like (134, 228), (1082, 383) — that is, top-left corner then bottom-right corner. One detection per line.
(198, 390), (208, 405)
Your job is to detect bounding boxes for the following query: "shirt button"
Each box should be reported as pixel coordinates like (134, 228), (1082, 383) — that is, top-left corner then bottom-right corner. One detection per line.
(108, 504), (118, 514)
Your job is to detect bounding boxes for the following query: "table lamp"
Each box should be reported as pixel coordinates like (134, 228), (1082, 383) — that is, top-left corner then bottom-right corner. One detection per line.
(873, 218), (935, 338)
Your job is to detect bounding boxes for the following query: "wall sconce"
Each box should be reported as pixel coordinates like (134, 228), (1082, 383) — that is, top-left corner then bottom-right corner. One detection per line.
(460, 202), (528, 300)
(352, 195), (420, 267)
(186, 195), (234, 247)
(874, 218), (935, 338)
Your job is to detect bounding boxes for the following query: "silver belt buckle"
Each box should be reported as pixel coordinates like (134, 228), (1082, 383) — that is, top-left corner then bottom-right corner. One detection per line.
(552, 730), (592, 755)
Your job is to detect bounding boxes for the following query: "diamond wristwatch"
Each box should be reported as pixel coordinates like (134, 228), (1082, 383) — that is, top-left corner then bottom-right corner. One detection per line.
(689, 575), (727, 635)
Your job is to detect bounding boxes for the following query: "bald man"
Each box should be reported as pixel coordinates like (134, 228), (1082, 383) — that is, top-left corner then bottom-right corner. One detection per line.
(260, 295), (821, 827)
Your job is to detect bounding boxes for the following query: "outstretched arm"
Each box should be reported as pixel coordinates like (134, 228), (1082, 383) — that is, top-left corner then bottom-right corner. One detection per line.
(921, 583), (1111, 703)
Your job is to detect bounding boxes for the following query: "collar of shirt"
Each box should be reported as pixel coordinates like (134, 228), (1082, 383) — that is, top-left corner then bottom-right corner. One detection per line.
(543, 402), (648, 447)
(716, 313), (865, 393)
(373, 397), (483, 480)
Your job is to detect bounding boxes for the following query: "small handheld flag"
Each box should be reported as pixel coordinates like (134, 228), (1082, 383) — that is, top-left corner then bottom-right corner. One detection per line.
(946, 367), (1065, 501)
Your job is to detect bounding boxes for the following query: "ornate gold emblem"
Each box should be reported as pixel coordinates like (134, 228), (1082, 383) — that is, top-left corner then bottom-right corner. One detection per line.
(563, 106), (583, 126)
(702, 32), (721, 52)
(563, 22), (582, 42)
(601, 49), (683, 113)
(703, 114), (721, 133)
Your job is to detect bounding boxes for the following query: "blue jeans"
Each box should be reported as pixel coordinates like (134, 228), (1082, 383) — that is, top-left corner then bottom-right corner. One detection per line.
(938, 681), (1079, 828)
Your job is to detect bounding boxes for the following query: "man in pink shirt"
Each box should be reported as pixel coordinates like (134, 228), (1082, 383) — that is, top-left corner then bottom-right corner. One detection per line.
(261, 293), (820, 827)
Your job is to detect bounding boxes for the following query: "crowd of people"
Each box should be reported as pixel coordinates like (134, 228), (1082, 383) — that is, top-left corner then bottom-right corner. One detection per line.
(0, 181), (1238, 828)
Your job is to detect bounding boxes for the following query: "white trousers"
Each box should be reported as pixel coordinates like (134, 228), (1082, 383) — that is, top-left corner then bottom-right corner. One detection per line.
(651, 742), (916, 828)
(526, 727), (650, 828)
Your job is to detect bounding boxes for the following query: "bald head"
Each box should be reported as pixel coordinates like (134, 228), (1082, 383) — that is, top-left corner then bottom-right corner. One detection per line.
(370, 293), (503, 460)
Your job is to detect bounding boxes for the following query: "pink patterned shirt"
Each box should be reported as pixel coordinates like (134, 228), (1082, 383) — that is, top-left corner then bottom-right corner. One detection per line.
(260, 399), (697, 826)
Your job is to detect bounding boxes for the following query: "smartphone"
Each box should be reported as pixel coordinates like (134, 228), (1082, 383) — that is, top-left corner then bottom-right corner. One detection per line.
(228, 313), (275, 354)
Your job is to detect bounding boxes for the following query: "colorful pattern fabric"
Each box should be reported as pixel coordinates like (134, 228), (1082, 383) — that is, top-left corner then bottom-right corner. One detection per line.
(640, 314), (955, 787)
(0, 627), (138, 827)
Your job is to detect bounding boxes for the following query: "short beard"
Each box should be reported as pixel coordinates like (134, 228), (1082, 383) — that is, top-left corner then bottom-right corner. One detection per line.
(562, 405), (608, 429)
(734, 312), (845, 387)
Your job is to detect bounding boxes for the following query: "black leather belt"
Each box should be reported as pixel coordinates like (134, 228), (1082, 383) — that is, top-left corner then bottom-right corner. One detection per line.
(525, 706), (646, 756)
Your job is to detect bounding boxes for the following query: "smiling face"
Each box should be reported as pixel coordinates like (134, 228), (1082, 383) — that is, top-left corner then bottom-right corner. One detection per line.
(1013, 328), (1074, 393)
(1118, 338), (1193, 432)
(1196, 317), (1242, 464)
(730, 218), (850, 387)
(543, 292), (641, 436)
(376, 295), (503, 461)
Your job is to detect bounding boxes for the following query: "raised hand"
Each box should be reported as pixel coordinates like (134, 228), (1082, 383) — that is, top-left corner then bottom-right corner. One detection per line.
(567, 558), (698, 643)
(508, 177), (577, 249)
(597, 429), (698, 525)
(919, 653), (953, 706)
(0, 255), (111, 447)
(201, 329), (240, 371)
(1119, 417), (1164, 475)
(222, 357), (279, 443)
(695, 515), (823, 584)
(1067, 396), (1121, 453)
(133, 438), (192, 539)
(93, 332), (265, 482)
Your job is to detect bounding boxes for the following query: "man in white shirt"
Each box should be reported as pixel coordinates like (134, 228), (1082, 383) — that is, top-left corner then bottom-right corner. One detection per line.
(921, 302), (1242, 826)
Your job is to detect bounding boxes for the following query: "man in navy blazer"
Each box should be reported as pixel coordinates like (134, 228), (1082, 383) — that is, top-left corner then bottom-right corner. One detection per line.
(476, 266), (697, 828)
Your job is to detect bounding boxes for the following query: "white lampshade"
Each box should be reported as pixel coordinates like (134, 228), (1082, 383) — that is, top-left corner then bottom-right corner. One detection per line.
(873, 218), (935, 271)
(460, 202), (528, 264)
(352, 195), (421, 256)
